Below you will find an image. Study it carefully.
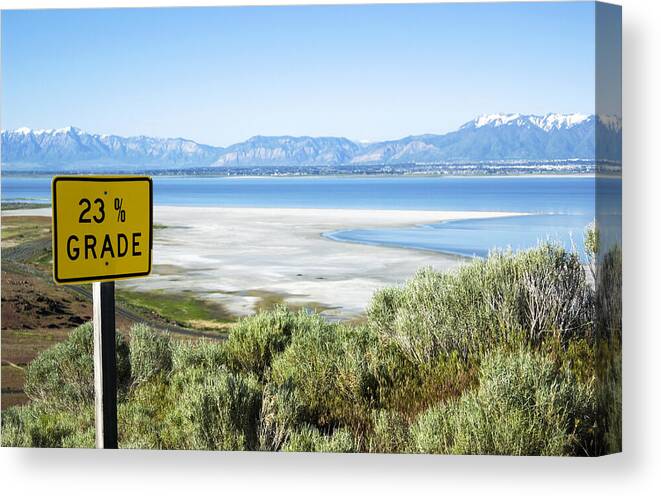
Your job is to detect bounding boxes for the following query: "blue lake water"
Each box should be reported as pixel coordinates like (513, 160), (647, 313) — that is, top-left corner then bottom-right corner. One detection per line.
(2, 175), (618, 259)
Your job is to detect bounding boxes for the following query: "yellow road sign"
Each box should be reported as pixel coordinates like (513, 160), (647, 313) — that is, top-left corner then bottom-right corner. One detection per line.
(52, 176), (152, 284)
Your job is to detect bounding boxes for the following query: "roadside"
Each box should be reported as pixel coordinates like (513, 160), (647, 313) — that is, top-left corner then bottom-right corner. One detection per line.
(1, 212), (229, 410)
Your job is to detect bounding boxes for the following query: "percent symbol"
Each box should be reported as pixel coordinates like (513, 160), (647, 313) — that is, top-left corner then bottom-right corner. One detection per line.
(114, 197), (126, 222)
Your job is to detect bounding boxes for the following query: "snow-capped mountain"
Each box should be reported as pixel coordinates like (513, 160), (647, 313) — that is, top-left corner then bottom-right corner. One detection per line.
(1, 113), (621, 171)
(348, 113), (620, 164)
(1, 126), (220, 170)
(464, 113), (591, 131)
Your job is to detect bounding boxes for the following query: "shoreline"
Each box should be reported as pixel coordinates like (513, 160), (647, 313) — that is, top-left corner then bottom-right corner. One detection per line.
(321, 231), (476, 261)
(143, 206), (520, 318)
(4, 206), (522, 318)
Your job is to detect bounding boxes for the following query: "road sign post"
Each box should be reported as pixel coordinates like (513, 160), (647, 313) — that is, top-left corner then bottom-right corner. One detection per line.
(52, 176), (152, 449)
(93, 281), (118, 449)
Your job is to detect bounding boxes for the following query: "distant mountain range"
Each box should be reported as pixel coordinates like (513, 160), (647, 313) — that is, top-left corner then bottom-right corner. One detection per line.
(1, 113), (621, 171)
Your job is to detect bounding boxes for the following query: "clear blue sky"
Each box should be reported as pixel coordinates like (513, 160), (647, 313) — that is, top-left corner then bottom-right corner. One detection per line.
(1, 3), (595, 146)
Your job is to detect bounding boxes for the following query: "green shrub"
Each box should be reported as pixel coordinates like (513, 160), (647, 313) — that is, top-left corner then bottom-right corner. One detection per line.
(271, 321), (476, 437)
(585, 222), (621, 341)
(367, 287), (404, 336)
(584, 221), (599, 280)
(368, 410), (410, 453)
(594, 341), (622, 454)
(315, 427), (358, 453)
(258, 381), (306, 451)
(331, 325), (381, 430)
(1, 408), (31, 447)
(369, 244), (592, 363)
(24, 322), (131, 411)
(576, 231), (622, 454)
(281, 425), (357, 453)
(263, 323), (421, 451)
(368, 339), (478, 418)
(603, 355), (622, 454)
(270, 323), (377, 433)
(129, 324), (173, 386)
(595, 246), (622, 340)
(281, 424), (324, 452)
(225, 306), (320, 377)
(540, 333), (598, 397)
(1, 404), (95, 448)
(166, 368), (262, 451)
(171, 339), (227, 372)
(517, 245), (593, 342)
(118, 377), (173, 449)
(61, 428), (96, 449)
(410, 346), (594, 456)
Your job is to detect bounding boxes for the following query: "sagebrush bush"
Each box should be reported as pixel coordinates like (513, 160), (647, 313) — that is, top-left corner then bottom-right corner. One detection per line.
(517, 245), (592, 341)
(368, 409), (410, 453)
(265, 322), (475, 448)
(604, 353), (622, 454)
(369, 244), (592, 363)
(410, 346), (594, 456)
(1, 403), (95, 448)
(61, 427), (96, 449)
(315, 427), (358, 453)
(171, 339), (227, 372)
(270, 323), (377, 433)
(367, 287), (404, 336)
(539, 332), (597, 390)
(166, 367), (262, 451)
(258, 381), (306, 451)
(1, 409), (30, 447)
(281, 424), (324, 452)
(24, 322), (131, 411)
(129, 324), (173, 386)
(368, 339), (477, 418)
(595, 246), (622, 340)
(585, 232), (622, 454)
(225, 306), (322, 377)
(594, 341), (622, 455)
(118, 377), (173, 449)
(281, 425), (357, 453)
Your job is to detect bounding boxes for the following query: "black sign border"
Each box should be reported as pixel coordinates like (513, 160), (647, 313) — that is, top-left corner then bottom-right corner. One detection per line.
(52, 176), (153, 284)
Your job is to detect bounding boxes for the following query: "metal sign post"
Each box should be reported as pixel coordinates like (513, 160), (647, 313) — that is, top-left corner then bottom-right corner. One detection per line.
(93, 281), (118, 449)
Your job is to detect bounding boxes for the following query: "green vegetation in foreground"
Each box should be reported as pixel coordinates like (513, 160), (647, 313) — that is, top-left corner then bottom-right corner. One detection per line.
(2, 228), (622, 455)
(116, 288), (234, 331)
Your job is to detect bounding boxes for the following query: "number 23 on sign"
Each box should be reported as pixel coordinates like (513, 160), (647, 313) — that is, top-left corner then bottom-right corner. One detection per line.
(51, 176), (153, 284)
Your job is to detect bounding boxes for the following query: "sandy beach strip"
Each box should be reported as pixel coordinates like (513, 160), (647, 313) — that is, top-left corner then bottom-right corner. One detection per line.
(3, 206), (520, 318)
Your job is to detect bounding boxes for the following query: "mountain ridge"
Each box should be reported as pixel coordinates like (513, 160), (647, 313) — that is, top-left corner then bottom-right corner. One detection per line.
(1, 113), (621, 171)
